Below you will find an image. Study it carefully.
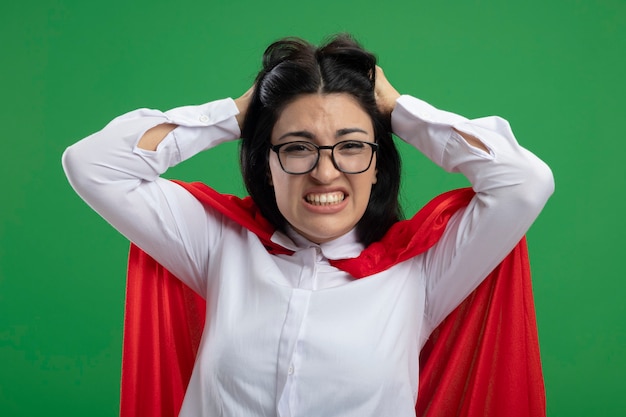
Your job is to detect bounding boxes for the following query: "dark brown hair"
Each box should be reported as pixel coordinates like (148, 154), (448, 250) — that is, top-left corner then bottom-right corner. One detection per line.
(240, 34), (402, 246)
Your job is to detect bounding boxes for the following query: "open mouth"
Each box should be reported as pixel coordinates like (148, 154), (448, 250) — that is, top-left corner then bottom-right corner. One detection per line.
(304, 192), (345, 206)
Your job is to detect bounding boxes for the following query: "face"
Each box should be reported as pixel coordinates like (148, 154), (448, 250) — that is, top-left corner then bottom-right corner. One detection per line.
(269, 93), (378, 244)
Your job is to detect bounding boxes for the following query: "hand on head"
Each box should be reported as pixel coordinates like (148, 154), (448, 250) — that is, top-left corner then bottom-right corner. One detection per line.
(235, 66), (400, 133)
(374, 66), (401, 118)
(234, 85), (255, 131)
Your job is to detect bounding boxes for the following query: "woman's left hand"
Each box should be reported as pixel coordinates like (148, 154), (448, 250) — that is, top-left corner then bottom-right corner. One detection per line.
(374, 66), (401, 117)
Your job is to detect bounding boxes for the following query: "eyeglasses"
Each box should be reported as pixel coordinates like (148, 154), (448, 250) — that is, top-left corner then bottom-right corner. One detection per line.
(270, 140), (379, 175)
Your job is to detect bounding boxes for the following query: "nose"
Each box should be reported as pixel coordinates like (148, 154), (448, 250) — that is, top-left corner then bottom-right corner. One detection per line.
(310, 149), (341, 183)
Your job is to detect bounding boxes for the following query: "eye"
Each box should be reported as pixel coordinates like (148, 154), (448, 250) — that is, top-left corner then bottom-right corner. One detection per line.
(281, 142), (317, 156)
(336, 140), (367, 154)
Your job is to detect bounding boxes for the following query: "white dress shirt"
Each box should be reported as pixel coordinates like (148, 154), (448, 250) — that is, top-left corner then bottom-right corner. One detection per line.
(62, 95), (554, 417)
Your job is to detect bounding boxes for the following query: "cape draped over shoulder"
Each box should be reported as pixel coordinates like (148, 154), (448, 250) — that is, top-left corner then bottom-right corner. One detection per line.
(120, 182), (546, 417)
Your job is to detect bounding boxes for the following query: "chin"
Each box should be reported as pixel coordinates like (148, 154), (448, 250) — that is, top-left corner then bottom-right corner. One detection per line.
(300, 225), (352, 244)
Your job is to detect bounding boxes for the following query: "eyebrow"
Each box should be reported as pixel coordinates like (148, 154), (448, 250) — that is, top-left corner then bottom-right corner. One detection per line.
(276, 128), (369, 142)
(336, 128), (369, 137)
(276, 131), (315, 142)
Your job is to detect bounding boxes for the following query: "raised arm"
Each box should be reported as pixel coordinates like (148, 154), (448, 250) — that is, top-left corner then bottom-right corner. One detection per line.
(62, 93), (249, 295)
(376, 66), (489, 153)
(376, 67), (554, 329)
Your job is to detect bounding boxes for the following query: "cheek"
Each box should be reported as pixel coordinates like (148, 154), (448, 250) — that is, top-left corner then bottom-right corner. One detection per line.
(354, 170), (378, 210)
(358, 182), (375, 207)
(268, 156), (284, 189)
(362, 164), (379, 191)
(268, 159), (294, 211)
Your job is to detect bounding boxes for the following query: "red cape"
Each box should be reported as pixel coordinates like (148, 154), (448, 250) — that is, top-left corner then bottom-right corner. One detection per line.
(120, 183), (546, 416)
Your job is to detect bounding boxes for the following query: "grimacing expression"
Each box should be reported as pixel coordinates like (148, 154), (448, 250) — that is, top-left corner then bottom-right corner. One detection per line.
(269, 93), (378, 243)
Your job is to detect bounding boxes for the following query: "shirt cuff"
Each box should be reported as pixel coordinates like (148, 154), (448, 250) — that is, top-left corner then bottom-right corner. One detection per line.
(164, 97), (241, 130)
(392, 95), (496, 171)
(394, 95), (468, 126)
(156, 98), (242, 162)
(392, 95), (468, 167)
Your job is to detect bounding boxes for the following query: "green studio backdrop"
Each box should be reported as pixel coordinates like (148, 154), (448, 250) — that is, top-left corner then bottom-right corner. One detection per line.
(1, 0), (624, 415)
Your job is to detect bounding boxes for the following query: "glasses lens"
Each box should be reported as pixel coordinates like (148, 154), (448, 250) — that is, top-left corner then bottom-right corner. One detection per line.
(278, 142), (319, 174)
(333, 141), (375, 174)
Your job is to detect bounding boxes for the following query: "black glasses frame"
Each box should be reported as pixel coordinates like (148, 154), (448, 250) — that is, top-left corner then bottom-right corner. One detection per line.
(270, 140), (379, 175)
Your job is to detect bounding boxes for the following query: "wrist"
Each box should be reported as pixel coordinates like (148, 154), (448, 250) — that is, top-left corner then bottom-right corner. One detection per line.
(382, 92), (400, 116)
(234, 86), (254, 131)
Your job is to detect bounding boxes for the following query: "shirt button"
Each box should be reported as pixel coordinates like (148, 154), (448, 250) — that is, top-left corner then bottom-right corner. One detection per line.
(288, 365), (294, 375)
(199, 114), (210, 123)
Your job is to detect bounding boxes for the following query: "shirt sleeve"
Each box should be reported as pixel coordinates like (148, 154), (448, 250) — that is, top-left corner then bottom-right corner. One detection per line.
(391, 95), (554, 331)
(62, 98), (241, 296)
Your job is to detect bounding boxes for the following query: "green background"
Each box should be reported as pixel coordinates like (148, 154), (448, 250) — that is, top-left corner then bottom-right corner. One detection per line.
(1, 0), (624, 415)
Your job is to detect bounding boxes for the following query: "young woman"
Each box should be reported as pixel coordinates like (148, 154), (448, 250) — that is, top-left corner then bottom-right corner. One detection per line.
(62, 35), (554, 416)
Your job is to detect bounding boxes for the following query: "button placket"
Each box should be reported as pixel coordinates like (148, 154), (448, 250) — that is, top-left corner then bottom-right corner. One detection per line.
(295, 247), (319, 290)
(277, 248), (319, 416)
(276, 289), (311, 417)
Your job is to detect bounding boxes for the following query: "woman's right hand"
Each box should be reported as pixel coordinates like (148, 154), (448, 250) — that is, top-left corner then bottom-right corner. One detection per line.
(234, 86), (255, 131)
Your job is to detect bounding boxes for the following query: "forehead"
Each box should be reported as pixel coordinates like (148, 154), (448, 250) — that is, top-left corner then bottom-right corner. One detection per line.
(272, 93), (374, 139)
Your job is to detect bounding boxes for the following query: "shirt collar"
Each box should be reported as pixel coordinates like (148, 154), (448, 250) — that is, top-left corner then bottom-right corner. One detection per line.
(270, 227), (365, 260)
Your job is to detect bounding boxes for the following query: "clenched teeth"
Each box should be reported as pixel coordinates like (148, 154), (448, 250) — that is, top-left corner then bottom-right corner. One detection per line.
(305, 192), (345, 205)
